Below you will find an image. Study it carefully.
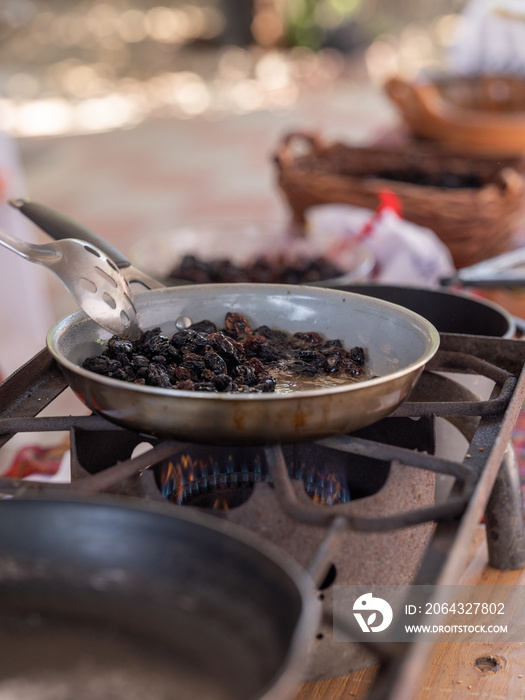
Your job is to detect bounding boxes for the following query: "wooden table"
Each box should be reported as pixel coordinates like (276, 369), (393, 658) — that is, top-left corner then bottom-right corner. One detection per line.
(294, 526), (525, 700)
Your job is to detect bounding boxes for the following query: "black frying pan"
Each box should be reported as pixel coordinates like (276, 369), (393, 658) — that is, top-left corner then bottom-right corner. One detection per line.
(0, 495), (319, 700)
(328, 283), (514, 337)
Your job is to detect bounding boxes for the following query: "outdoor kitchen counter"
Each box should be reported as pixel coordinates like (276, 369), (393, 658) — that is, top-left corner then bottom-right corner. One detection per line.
(295, 525), (525, 700)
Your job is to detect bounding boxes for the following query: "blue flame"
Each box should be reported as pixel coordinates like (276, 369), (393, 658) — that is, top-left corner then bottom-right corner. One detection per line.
(159, 448), (350, 507)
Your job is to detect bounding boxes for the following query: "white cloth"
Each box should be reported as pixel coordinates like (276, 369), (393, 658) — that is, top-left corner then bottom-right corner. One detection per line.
(306, 204), (456, 287)
(450, 0), (525, 76)
(0, 131), (54, 379)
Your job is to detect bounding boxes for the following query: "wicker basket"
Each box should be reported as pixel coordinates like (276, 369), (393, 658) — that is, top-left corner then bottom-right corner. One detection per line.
(274, 132), (525, 269)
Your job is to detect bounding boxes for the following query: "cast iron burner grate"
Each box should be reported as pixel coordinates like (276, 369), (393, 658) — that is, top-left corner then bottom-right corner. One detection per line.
(1, 332), (525, 700)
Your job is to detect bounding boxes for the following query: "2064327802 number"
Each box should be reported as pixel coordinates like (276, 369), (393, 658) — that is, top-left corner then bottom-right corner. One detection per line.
(424, 602), (505, 615)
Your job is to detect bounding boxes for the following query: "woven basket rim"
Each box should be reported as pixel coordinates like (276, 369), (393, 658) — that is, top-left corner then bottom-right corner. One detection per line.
(274, 132), (525, 268)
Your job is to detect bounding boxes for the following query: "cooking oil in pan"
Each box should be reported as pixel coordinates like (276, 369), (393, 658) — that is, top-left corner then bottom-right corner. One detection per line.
(270, 362), (371, 393)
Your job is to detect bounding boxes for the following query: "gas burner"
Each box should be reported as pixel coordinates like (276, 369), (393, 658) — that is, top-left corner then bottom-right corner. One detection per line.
(157, 446), (267, 508)
(154, 422), (433, 511)
(156, 443), (359, 509)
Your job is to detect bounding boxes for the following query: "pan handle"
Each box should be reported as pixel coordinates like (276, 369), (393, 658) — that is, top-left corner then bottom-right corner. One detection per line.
(9, 198), (131, 270)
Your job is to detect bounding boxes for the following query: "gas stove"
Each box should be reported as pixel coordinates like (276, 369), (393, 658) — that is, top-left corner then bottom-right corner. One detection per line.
(1, 331), (525, 699)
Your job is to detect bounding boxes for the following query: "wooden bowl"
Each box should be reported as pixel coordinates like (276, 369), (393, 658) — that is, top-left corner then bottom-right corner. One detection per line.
(385, 75), (525, 155)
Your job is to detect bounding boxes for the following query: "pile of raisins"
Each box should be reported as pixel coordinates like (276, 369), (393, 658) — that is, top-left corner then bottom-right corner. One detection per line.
(373, 169), (483, 189)
(169, 254), (344, 284)
(82, 312), (366, 394)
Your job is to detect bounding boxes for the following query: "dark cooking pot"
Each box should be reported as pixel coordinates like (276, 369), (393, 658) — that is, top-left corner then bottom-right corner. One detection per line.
(328, 284), (514, 337)
(0, 495), (319, 700)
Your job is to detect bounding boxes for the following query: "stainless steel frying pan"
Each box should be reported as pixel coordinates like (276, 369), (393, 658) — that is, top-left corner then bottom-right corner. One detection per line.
(47, 283), (439, 444)
(13, 199), (439, 444)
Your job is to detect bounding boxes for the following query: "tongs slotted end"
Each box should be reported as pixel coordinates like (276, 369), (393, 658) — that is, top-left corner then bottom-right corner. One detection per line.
(0, 227), (142, 340)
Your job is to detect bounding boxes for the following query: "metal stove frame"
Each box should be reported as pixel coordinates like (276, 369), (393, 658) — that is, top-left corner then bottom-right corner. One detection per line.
(1, 331), (525, 700)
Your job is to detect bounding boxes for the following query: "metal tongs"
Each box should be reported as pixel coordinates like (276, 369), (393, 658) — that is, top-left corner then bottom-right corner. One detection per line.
(441, 248), (525, 288)
(0, 226), (142, 340)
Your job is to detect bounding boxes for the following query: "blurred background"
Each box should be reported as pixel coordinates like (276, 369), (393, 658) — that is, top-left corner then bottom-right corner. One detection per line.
(0, 0), (462, 137)
(0, 0), (468, 375)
